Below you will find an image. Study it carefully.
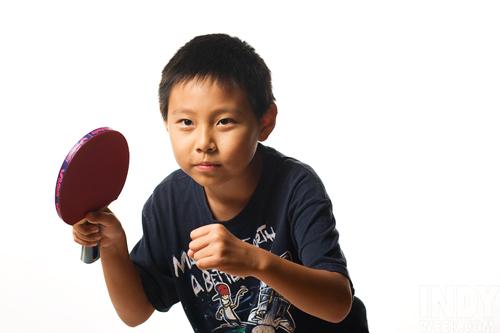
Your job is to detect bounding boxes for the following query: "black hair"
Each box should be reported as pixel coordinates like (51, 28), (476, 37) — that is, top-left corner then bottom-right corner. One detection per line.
(158, 33), (275, 121)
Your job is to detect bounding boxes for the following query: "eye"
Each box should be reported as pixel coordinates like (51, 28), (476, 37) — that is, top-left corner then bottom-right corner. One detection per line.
(217, 118), (235, 126)
(178, 119), (193, 126)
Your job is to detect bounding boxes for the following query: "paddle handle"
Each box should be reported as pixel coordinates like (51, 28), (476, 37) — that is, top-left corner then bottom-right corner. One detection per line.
(81, 244), (100, 264)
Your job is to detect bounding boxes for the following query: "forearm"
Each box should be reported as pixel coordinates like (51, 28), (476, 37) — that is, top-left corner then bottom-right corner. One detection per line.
(100, 235), (154, 327)
(251, 247), (352, 323)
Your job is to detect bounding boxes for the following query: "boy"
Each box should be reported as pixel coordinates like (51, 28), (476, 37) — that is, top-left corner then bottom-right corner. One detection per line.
(73, 34), (363, 332)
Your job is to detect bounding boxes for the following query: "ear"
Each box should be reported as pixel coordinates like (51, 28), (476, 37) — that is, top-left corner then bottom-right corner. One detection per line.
(164, 120), (169, 133)
(258, 103), (277, 141)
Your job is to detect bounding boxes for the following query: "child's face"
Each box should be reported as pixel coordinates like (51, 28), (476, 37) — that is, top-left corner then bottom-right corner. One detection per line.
(165, 78), (270, 189)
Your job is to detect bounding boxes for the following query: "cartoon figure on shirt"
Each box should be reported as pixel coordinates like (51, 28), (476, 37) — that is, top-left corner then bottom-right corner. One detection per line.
(212, 282), (248, 328)
(248, 252), (295, 333)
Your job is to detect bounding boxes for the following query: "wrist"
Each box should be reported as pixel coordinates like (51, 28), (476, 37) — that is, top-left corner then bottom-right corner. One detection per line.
(249, 245), (271, 279)
(100, 230), (128, 257)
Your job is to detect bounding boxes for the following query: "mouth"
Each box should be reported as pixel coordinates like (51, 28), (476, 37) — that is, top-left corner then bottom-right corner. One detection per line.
(195, 162), (221, 167)
(194, 162), (221, 171)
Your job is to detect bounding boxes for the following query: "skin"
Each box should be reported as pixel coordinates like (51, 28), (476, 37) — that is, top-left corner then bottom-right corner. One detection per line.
(72, 77), (352, 326)
(73, 209), (154, 327)
(165, 77), (276, 220)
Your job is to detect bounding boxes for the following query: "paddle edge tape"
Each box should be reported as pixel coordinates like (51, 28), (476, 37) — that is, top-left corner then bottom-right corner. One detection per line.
(54, 127), (127, 221)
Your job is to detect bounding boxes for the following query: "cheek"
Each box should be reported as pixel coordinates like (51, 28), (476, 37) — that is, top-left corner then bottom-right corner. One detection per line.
(169, 133), (191, 163)
(219, 133), (257, 165)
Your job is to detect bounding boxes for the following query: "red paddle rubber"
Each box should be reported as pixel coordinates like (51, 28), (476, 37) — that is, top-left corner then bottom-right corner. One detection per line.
(55, 127), (129, 264)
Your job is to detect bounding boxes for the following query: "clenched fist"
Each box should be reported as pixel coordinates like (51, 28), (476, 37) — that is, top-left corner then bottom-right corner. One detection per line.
(188, 223), (263, 277)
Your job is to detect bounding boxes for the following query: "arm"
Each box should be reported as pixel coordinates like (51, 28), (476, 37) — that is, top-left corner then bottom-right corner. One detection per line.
(188, 224), (352, 324)
(100, 235), (155, 327)
(251, 247), (352, 323)
(74, 210), (154, 327)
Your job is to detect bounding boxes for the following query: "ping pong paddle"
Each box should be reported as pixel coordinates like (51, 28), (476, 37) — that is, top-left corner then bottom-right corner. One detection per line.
(55, 127), (129, 263)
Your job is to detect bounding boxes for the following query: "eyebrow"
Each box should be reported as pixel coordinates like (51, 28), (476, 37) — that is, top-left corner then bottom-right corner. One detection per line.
(171, 108), (240, 117)
(171, 109), (195, 116)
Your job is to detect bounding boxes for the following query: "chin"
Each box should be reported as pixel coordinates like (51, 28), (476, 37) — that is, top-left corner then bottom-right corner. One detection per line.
(188, 172), (225, 188)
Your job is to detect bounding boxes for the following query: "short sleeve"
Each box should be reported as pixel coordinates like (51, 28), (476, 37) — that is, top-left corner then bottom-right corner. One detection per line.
(289, 171), (355, 295)
(129, 197), (179, 312)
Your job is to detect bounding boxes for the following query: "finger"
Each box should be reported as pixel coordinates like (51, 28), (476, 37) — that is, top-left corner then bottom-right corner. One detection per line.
(195, 256), (219, 271)
(73, 228), (101, 242)
(192, 245), (217, 263)
(84, 210), (116, 227)
(74, 223), (100, 236)
(190, 224), (214, 240)
(100, 206), (112, 214)
(73, 230), (101, 246)
(74, 218), (91, 226)
(189, 235), (211, 252)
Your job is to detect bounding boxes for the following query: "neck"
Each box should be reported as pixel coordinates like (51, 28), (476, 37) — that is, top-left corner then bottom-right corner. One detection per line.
(204, 149), (263, 221)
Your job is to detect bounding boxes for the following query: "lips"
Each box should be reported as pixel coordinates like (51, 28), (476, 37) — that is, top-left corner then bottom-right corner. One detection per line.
(194, 162), (221, 172)
(195, 162), (221, 166)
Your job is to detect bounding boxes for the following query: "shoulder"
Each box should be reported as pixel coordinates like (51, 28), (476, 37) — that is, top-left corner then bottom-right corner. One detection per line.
(142, 169), (193, 218)
(260, 144), (327, 197)
(154, 168), (191, 195)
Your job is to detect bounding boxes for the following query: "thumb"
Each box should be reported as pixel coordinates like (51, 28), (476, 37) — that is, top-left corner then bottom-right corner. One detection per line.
(84, 209), (116, 227)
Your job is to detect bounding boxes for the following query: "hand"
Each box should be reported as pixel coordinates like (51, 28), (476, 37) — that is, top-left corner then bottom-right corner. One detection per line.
(188, 223), (261, 277)
(72, 207), (125, 249)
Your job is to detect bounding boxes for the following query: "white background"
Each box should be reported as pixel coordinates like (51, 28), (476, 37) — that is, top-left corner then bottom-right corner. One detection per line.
(1, 1), (499, 332)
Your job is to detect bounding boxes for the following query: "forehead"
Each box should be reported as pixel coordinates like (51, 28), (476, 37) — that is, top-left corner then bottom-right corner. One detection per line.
(168, 77), (253, 116)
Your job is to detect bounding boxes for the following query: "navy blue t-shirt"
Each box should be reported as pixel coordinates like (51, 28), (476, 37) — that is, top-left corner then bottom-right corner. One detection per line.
(130, 143), (354, 333)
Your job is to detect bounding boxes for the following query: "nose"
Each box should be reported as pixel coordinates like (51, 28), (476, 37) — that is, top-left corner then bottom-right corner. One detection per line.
(195, 126), (216, 153)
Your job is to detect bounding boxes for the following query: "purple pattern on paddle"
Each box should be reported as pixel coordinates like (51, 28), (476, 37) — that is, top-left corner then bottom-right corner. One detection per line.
(55, 127), (111, 218)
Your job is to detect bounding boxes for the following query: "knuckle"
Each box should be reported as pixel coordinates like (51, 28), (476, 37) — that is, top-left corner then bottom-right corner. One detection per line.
(213, 231), (225, 242)
(196, 260), (206, 270)
(214, 243), (226, 256)
(83, 229), (96, 236)
(74, 236), (85, 245)
(75, 219), (86, 226)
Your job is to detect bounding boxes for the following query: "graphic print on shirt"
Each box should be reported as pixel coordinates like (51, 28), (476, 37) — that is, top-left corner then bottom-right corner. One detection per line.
(212, 282), (249, 329)
(172, 224), (297, 332)
(247, 251), (296, 333)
